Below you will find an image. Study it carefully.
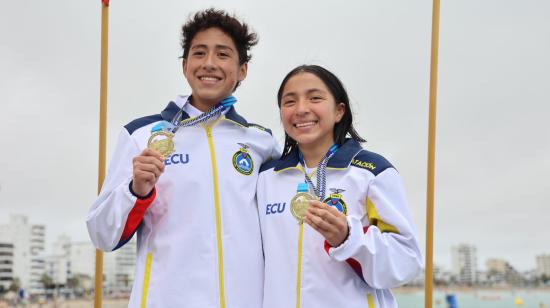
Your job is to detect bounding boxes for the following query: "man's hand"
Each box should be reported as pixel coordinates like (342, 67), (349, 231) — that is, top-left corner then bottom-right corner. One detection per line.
(304, 200), (349, 247)
(131, 148), (165, 197)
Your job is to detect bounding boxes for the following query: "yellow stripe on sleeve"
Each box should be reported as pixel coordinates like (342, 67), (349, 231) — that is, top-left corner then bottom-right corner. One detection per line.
(366, 198), (399, 234)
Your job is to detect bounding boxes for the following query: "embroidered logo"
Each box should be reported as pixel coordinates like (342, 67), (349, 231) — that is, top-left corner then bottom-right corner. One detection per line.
(232, 143), (254, 175)
(323, 188), (347, 214)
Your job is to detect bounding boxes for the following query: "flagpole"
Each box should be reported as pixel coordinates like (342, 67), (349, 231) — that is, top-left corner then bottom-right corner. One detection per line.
(425, 0), (441, 307)
(95, 1), (110, 307)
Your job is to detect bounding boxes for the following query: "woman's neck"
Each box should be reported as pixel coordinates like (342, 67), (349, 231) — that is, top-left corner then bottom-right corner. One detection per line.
(299, 139), (335, 168)
(190, 97), (217, 112)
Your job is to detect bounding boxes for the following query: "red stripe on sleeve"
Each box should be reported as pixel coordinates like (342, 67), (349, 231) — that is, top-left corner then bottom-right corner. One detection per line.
(120, 188), (156, 241)
(334, 226), (370, 281)
(344, 226), (370, 281)
(345, 258), (364, 280)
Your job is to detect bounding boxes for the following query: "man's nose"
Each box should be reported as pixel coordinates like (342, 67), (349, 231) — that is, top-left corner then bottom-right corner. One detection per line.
(202, 52), (216, 70)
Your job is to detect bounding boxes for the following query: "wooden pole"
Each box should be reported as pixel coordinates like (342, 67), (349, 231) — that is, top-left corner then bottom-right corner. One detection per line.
(95, 1), (109, 307)
(425, 0), (441, 307)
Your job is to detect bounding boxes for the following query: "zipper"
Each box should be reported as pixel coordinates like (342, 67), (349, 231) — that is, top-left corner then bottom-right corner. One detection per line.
(296, 223), (304, 308)
(204, 125), (226, 308)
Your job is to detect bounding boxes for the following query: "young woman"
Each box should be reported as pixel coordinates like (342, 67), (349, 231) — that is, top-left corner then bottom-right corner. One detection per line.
(257, 65), (422, 308)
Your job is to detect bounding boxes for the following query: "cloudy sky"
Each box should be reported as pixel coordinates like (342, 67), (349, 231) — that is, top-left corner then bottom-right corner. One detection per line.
(1, 0), (548, 272)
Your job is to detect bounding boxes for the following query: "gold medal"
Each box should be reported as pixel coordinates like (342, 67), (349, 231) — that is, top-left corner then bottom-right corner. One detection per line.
(290, 183), (316, 223)
(147, 131), (175, 157)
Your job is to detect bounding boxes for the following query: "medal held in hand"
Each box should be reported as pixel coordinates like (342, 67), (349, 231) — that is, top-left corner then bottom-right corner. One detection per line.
(290, 182), (316, 224)
(147, 130), (175, 157)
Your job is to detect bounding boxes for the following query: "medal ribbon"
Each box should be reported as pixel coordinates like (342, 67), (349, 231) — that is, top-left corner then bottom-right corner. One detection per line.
(298, 144), (339, 200)
(169, 96), (237, 133)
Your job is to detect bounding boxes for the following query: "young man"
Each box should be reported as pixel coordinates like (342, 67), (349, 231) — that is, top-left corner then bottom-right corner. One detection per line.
(87, 9), (279, 308)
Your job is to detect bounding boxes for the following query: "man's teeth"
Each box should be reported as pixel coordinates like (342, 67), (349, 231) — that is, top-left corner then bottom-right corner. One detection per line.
(295, 122), (316, 128)
(200, 77), (218, 81)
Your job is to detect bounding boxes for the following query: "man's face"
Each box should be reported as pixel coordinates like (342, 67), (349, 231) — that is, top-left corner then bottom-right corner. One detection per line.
(183, 27), (247, 111)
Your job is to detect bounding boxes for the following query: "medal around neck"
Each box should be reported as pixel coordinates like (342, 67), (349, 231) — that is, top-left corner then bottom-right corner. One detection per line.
(147, 122), (175, 157)
(290, 183), (316, 224)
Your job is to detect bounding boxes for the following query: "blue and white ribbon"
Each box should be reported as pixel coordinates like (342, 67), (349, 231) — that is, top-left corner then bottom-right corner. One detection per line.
(168, 96), (237, 133)
(299, 144), (339, 200)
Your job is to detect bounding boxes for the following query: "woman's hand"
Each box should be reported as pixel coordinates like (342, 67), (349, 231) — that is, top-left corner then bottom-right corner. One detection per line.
(304, 200), (349, 247)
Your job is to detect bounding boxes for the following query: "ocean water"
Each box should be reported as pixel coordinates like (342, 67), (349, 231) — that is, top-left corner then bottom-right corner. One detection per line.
(395, 290), (550, 308)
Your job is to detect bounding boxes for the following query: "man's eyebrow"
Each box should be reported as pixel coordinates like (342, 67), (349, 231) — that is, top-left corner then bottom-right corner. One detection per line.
(215, 44), (234, 51)
(190, 44), (235, 52)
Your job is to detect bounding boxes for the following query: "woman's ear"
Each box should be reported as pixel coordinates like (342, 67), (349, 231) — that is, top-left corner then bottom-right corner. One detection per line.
(335, 102), (345, 123)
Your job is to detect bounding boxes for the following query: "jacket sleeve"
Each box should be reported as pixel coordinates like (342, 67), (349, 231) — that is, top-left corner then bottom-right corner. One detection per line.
(326, 167), (423, 289)
(86, 128), (155, 251)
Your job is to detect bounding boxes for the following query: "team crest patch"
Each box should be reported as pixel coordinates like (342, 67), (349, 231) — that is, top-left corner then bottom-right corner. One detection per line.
(323, 188), (347, 214)
(232, 143), (254, 175)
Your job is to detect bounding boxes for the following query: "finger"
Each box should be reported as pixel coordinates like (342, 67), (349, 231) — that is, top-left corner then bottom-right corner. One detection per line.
(135, 161), (164, 176)
(141, 148), (165, 160)
(309, 200), (338, 216)
(323, 203), (344, 217)
(308, 205), (341, 226)
(310, 200), (346, 221)
(306, 212), (336, 233)
(134, 156), (165, 172)
(134, 170), (157, 183)
(304, 216), (326, 235)
(308, 200), (326, 208)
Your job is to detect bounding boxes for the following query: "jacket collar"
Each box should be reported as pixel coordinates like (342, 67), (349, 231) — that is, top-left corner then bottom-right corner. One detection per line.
(274, 138), (364, 172)
(160, 95), (249, 127)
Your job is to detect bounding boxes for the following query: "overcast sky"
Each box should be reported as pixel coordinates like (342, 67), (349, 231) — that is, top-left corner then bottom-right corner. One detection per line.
(0, 0), (548, 272)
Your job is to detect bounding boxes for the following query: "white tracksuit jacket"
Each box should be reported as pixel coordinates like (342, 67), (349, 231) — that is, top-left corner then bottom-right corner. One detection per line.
(87, 95), (279, 308)
(257, 139), (422, 308)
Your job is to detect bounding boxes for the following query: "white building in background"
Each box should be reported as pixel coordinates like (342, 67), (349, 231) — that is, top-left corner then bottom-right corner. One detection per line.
(451, 243), (478, 285)
(103, 239), (136, 292)
(44, 254), (69, 286)
(70, 241), (96, 279)
(536, 254), (550, 277)
(45, 235), (137, 293)
(44, 234), (72, 286)
(0, 242), (14, 291)
(0, 215), (137, 293)
(0, 215), (45, 294)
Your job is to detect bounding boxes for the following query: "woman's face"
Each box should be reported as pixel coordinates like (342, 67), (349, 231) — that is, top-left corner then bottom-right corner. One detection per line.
(279, 72), (344, 150)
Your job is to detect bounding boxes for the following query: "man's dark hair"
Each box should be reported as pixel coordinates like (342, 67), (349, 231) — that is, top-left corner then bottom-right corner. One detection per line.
(181, 8), (258, 65)
(277, 65), (366, 157)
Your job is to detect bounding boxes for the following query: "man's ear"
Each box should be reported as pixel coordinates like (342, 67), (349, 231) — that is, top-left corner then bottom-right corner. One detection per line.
(182, 59), (188, 79)
(238, 62), (248, 81)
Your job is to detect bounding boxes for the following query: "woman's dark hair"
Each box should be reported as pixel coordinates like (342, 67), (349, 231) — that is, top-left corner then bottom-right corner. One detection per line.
(277, 65), (366, 157)
(180, 8), (258, 90)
